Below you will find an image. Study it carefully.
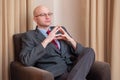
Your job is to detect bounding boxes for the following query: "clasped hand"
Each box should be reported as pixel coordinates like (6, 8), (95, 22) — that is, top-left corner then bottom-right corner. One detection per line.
(42, 26), (77, 49)
(47, 26), (72, 43)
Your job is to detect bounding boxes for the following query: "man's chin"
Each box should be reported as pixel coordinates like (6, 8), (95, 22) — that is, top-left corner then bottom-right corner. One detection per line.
(39, 23), (51, 27)
(44, 23), (51, 27)
(41, 24), (50, 27)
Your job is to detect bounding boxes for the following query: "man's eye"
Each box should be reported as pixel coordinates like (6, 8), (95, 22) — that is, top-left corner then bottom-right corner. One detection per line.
(35, 13), (53, 17)
(39, 14), (45, 16)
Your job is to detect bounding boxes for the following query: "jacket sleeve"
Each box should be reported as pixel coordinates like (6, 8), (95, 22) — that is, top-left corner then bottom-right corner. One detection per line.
(19, 32), (46, 66)
(73, 43), (85, 55)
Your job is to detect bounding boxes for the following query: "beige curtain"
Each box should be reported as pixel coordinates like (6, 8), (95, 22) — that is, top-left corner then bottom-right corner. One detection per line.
(86, 0), (120, 80)
(0, 0), (33, 80)
(86, 0), (109, 61)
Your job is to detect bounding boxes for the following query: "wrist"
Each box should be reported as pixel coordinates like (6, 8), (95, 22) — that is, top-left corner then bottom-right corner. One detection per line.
(41, 39), (50, 48)
(69, 38), (77, 49)
(68, 37), (74, 43)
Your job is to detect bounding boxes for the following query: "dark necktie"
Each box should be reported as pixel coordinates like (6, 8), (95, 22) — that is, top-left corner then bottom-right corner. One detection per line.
(46, 29), (59, 49)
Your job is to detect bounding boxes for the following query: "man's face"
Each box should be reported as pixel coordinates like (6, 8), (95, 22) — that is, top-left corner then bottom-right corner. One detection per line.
(34, 7), (53, 27)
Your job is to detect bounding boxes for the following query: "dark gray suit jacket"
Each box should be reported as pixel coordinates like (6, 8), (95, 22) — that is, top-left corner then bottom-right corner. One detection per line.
(19, 26), (84, 77)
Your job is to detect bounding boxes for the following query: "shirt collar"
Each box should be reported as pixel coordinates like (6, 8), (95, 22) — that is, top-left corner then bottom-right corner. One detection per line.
(37, 26), (51, 37)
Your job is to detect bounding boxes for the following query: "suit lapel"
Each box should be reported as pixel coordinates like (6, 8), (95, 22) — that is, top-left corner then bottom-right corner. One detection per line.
(51, 43), (61, 53)
(35, 28), (46, 42)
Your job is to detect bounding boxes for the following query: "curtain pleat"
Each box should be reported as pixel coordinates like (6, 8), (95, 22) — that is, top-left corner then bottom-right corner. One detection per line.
(111, 0), (120, 80)
(96, 0), (106, 61)
(106, 0), (112, 64)
(89, 0), (98, 59)
(0, 0), (3, 79)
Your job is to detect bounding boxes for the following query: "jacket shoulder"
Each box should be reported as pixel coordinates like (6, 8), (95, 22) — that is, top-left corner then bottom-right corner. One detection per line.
(22, 30), (37, 39)
(24, 29), (37, 35)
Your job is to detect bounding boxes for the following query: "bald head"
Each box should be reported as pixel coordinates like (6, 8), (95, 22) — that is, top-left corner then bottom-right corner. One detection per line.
(33, 5), (50, 17)
(33, 5), (53, 28)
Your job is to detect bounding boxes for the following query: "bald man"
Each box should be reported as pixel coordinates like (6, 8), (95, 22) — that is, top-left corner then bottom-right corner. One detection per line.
(19, 5), (95, 80)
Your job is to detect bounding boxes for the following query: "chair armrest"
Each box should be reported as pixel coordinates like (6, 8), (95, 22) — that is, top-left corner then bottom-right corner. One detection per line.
(86, 61), (111, 80)
(10, 61), (54, 80)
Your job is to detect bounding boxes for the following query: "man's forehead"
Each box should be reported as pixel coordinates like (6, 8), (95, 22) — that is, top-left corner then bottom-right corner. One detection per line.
(33, 5), (51, 16)
(36, 6), (49, 12)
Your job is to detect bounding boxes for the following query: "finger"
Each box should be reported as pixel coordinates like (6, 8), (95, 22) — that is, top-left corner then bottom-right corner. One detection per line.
(55, 36), (63, 40)
(54, 34), (62, 39)
(54, 26), (61, 33)
(51, 26), (60, 34)
(55, 34), (62, 37)
(52, 26), (59, 32)
(59, 27), (66, 34)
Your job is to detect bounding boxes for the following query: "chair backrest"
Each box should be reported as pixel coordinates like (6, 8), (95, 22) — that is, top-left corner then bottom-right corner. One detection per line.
(13, 33), (25, 61)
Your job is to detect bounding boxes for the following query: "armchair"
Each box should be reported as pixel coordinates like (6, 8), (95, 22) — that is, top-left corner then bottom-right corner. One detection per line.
(10, 33), (111, 80)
